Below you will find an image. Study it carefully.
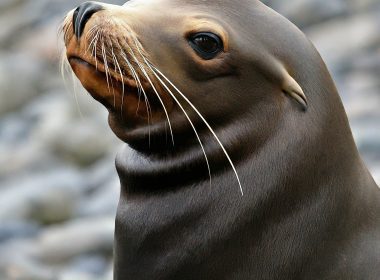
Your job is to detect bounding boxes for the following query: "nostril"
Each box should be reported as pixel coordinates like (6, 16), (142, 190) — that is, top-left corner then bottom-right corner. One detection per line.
(73, 1), (104, 39)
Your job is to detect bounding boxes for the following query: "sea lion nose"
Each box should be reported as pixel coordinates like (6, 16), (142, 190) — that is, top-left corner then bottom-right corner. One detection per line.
(73, 1), (103, 39)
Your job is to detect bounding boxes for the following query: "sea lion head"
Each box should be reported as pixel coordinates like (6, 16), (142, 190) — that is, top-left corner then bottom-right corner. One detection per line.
(62, 0), (354, 194)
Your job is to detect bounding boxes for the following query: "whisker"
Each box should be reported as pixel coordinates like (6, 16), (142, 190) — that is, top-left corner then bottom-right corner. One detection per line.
(116, 40), (153, 141)
(60, 52), (69, 82)
(88, 29), (100, 56)
(131, 52), (173, 146)
(84, 28), (97, 56)
(117, 40), (151, 115)
(101, 39), (112, 95)
(60, 55), (77, 104)
(85, 25), (98, 41)
(150, 64), (244, 195)
(120, 51), (147, 117)
(144, 63), (212, 188)
(61, 21), (73, 43)
(111, 45), (125, 117)
(130, 38), (175, 146)
(93, 32), (100, 70)
(124, 50), (157, 146)
(71, 71), (84, 119)
(105, 39), (116, 108)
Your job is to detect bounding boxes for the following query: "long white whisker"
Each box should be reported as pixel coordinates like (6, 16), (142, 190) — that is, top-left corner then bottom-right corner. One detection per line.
(104, 39), (116, 107)
(151, 67), (212, 187)
(119, 51), (146, 117)
(128, 52), (161, 147)
(71, 71), (84, 119)
(150, 65), (243, 195)
(119, 51), (152, 143)
(85, 25), (98, 41)
(62, 21), (73, 42)
(93, 33), (100, 70)
(101, 40), (112, 97)
(119, 46), (152, 113)
(60, 52), (68, 82)
(130, 39), (175, 146)
(84, 26), (98, 55)
(88, 29), (100, 56)
(111, 46), (125, 116)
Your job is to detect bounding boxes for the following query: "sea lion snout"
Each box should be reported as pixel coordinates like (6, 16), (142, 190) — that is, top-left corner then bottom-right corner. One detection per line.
(62, 2), (178, 141)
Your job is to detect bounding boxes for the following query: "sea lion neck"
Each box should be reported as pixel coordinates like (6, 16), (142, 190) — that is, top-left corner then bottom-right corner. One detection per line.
(114, 109), (273, 195)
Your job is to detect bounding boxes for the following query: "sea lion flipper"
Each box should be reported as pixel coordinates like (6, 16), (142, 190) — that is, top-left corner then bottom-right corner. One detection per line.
(282, 71), (308, 111)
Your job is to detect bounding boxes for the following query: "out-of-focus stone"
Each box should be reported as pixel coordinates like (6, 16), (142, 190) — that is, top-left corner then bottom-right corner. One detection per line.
(0, 169), (84, 223)
(32, 217), (114, 263)
(264, 0), (348, 28)
(352, 121), (380, 161)
(0, 222), (40, 243)
(0, 257), (54, 280)
(51, 118), (117, 166)
(77, 178), (119, 218)
(305, 11), (380, 70)
(342, 71), (380, 119)
(0, 53), (46, 115)
(59, 255), (110, 280)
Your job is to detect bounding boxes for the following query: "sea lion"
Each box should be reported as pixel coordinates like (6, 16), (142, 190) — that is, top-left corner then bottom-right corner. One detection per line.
(61, 0), (380, 279)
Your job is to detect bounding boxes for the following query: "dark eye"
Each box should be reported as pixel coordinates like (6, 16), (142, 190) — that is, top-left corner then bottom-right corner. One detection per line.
(189, 32), (224, 60)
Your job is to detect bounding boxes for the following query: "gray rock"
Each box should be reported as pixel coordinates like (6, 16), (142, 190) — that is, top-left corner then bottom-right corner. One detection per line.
(0, 114), (31, 145)
(0, 217), (114, 272)
(23, 89), (118, 167)
(264, 0), (348, 28)
(0, 139), (57, 181)
(0, 87), (118, 179)
(341, 71), (380, 120)
(77, 178), (120, 218)
(0, 256), (54, 280)
(351, 51), (380, 76)
(50, 118), (117, 167)
(0, 169), (84, 224)
(58, 271), (96, 280)
(61, 255), (110, 278)
(80, 156), (120, 194)
(352, 121), (380, 162)
(0, 222), (40, 243)
(0, 0), (22, 11)
(347, 0), (380, 11)
(32, 217), (114, 263)
(0, 52), (45, 115)
(305, 10), (380, 71)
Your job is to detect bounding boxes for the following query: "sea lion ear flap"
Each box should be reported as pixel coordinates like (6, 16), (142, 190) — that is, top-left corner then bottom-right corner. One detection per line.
(282, 70), (308, 111)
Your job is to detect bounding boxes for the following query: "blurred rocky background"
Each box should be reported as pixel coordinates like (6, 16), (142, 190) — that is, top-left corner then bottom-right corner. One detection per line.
(0, 0), (379, 279)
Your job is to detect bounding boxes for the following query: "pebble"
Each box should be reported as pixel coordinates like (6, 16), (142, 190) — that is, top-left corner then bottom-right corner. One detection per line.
(32, 217), (114, 263)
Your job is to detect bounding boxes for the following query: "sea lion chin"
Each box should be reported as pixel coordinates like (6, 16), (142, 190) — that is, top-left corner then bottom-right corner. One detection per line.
(62, 1), (380, 279)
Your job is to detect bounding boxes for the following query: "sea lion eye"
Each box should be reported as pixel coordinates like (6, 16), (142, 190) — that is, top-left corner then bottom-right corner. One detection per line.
(189, 32), (223, 60)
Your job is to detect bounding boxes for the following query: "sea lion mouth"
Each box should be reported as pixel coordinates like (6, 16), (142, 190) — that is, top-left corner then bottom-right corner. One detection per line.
(66, 52), (175, 145)
(67, 55), (139, 111)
